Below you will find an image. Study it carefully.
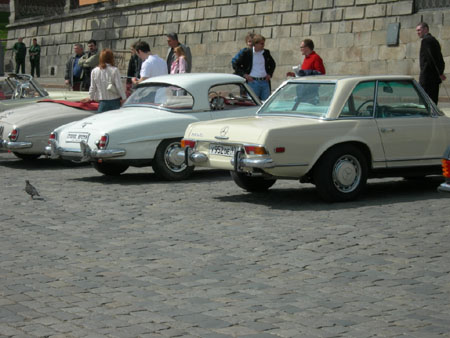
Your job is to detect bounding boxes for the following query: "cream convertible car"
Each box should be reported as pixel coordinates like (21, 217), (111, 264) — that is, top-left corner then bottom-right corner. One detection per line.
(47, 73), (261, 180)
(179, 75), (450, 202)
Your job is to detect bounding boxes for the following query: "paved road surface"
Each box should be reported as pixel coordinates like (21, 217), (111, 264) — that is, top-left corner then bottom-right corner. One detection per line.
(1, 152), (449, 337)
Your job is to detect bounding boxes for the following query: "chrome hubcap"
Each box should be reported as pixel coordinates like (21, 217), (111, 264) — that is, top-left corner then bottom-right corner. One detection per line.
(164, 142), (186, 172)
(332, 154), (361, 193)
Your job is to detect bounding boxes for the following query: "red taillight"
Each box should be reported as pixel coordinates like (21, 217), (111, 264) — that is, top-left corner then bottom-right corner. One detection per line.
(97, 135), (108, 149)
(244, 145), (267, 155)
(48, 132), (56, 144)
(274, 147), (285, 153)
(442, 159), (450, 178)
(181, 139), (196, 148)
(8, 128), (18, 142)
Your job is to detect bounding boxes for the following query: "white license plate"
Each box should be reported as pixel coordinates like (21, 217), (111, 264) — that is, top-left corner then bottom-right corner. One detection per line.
(66, 132), (90, 143)
(210, 144), (235, 157)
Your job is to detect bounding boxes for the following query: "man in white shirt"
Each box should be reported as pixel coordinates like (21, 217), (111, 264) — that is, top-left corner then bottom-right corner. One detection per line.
(132, 41), (168, 85)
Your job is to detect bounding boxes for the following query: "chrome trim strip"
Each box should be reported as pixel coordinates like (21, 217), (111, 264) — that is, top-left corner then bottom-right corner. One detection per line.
(383, 157), (441, 162)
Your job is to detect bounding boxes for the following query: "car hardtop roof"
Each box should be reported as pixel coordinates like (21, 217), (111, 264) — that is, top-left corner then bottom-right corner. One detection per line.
(288, 74), (415, 83)
(139, 73), (246, 89)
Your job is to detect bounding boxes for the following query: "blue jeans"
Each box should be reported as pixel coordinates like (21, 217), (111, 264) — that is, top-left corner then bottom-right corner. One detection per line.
(248, 79), (270, 100)
(98, 98), (121, 113)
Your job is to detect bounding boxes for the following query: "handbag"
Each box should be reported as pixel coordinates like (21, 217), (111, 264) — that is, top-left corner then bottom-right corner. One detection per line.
(106, 67), (119, 96)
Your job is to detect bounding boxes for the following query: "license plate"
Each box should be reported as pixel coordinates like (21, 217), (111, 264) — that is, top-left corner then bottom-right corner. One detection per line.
(66, 132), (90, 143)
(210, 143), (235, 157)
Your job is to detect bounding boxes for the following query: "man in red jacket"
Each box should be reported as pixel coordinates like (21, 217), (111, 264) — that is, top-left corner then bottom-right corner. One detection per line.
(300, 39), (325, 74)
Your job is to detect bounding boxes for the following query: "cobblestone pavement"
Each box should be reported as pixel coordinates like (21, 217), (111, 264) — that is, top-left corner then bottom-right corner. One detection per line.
(1, 151), (450, 338)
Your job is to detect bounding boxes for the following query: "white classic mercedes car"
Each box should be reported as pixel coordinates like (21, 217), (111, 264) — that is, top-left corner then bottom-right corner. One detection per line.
(47, 73), (261, 180)
(180, 75), (450, 202)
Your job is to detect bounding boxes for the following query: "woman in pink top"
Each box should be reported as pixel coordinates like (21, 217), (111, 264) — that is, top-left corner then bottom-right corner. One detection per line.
(170, 46), (187, 74)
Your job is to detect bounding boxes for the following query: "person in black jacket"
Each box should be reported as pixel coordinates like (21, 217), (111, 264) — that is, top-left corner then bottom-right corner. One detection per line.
(126, 41), (142, 96)
(416, 22), (446, 104)
(234, 34), (276, 100)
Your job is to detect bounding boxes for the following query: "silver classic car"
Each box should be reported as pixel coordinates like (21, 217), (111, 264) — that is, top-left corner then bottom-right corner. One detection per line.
(180, 75), (450, 202)
(47, 73), (261, 180)
(0, 101), (97, 160)
(0, 74), (93, 160)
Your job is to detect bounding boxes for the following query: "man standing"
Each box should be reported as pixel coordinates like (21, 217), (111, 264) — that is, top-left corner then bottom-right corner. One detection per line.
(64, 43), (85, 91)
(29, 38), (41, 78)
(13, 37), (26, 74)
(78, 39), (99, 91)
(132, 41), (167, 85)
(416, 22), (446, 104)
(234, 34), (276, 101)
(166, 33), (192, 73)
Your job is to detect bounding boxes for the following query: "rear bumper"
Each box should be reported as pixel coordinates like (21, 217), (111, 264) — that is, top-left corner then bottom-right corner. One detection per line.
(0, 139), (32, 150)
(176, 147), (275, 170)
(46, 140), (126, 161)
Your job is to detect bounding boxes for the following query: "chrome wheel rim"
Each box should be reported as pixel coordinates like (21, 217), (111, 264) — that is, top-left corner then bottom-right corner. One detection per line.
(332, 154), (361, 193)
(164, 142), (186, 173)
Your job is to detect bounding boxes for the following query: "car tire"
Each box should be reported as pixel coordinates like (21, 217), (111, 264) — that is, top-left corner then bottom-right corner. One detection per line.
(313, 144), (368, 202)
(152, 139), (194, 181)
(92, 162), (129, 176)
(13, 152), (40, 161)
(231, 171), (277, 192)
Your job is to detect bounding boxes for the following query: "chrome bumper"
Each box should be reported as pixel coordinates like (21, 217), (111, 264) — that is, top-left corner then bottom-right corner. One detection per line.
(176, 148), (208, 166)
(0, 139), (32, 150)
(176, 147), (275, 170)
(230, 156), (275, 169)
(46, 140), (126, 161)
(437, 181), (450, 193)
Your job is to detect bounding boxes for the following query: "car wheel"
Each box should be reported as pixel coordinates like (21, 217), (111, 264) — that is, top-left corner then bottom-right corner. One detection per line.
(231, 171), (277, 192)
(92, 162), (129, 176)
(13, 152), (40, 161)
(313, 144), (368, 202)
(152, 139), (195, 181)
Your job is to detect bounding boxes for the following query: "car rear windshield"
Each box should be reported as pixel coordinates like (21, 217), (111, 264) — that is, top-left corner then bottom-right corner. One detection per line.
(124, 84), (194, 110)
(258, 82), (335, 118)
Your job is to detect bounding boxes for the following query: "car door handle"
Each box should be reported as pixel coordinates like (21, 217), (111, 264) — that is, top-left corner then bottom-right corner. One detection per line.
(381, 128), (395, 133)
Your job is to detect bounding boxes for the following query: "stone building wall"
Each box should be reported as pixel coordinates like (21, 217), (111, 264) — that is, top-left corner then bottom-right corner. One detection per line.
(5, 0), (450, 91)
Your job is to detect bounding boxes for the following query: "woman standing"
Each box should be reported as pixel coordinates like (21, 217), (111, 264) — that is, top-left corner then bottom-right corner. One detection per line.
(170, 46), (187, 74)
(84, 49), (126, 113)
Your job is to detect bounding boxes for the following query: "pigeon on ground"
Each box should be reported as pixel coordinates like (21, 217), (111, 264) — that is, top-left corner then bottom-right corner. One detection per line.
(25, 180), (40, 199)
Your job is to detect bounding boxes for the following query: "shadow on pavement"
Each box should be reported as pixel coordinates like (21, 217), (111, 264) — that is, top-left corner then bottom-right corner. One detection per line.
(0, 156), (89, 170)
(215, 176), (447, 211)
(71, 168), (231, 185)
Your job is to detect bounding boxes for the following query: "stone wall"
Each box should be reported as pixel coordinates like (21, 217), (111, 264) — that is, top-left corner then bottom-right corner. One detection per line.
(5, 0), (450, 92)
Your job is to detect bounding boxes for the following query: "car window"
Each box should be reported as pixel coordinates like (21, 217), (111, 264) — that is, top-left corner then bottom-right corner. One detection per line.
(375, 80), (430, 118)
(125, 84), (194, 110)
(340, 81), (375, 118)
(258, 82), (335, 118)
(208, 83), (258, 111)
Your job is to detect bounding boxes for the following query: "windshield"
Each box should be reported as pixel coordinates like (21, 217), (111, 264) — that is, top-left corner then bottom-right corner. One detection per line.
(3, 75), (47, 100)
(258, 82), (335, 118)
(125, 84), (194, 110)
